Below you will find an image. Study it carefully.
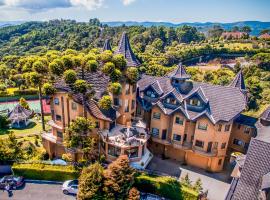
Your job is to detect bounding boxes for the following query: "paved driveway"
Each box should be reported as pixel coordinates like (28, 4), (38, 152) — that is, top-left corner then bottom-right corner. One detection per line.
(147, 156), (231, 200)
(0, 181), (76, 200)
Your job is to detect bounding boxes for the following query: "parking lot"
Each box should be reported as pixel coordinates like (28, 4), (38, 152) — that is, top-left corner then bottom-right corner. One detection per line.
(0, 181), (75, 200)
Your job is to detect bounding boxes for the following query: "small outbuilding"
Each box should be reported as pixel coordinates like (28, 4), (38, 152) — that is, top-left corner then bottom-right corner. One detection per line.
(8, 104), (33, 128)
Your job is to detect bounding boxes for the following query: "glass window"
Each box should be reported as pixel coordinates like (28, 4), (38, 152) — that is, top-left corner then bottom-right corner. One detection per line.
(166, 98), (177, 105)
(95, 121), (100, 128)
(54, 98), (59, 105)
(151, 128), (159, 137)
(225, 124), (231, 132)
(71, 102), (77, 110)
(113, 98), (119, 106)
(237, 124), (241, 129)
(175, 116), (183, 125)
(56, 115), (61, 121)
(124, 100), (129, 113)
(108, 145), (121, 157)
(198, 123), (207, 131)
(146, 90), (156, 98)
(125, 147), (139, 158)
(131, 100), (135, 110)
(57, 131), (63, 138)
(173, 134), (181, 142)
(195, 140), (204, 148)
(153, 112), (161, 120)
(132, 84), (136, 93)
(217, 124), (222, 132)
(244, 127), (250, 134)
(221, 143), (226, 149)
(233, 139), (244, 146)
(218, 159), (222, 165)
(125, 84), (130, 95)
(190, 98), (201, 106)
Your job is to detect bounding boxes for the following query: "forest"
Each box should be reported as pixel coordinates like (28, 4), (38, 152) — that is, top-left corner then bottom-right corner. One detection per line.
(0, 18), (270, 117)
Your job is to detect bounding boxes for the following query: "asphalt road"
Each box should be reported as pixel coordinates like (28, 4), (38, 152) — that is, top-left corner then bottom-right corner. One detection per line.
(0, 181), (76, 200)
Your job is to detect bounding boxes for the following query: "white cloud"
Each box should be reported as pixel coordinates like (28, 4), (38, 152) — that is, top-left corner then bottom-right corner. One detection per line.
(70, 0), (103, 10)
(0, 0), (103, 10)
(122, 0), (136, 6)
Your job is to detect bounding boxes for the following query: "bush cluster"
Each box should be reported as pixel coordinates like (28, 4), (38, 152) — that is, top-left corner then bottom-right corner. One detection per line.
(12, 163), (79, 181)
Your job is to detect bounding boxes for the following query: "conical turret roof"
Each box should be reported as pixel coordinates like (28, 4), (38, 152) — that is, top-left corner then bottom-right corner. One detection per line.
(115, 32), (141, 67)
(168, 63), (191, 80)
(230, 70), (246, 90)
(8, 104), (33, 121)
(103, 39), (112, 51)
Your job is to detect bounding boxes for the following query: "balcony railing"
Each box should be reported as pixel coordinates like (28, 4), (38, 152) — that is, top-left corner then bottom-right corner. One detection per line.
(172, 141), (192, 150)
(192, 146), (218, 157)
(41, 131), (57, 144)
(151, 137), (171, 145)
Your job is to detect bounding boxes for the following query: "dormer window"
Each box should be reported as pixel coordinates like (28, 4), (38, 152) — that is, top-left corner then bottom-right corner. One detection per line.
(190, 99), (201, 106)
(166, 97), (177, 105)
(146, 90), (156, 98)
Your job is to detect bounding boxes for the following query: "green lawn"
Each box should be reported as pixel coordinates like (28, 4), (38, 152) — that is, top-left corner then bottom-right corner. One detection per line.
(0, 116), (51, 139)
(135, 173), (198, 200)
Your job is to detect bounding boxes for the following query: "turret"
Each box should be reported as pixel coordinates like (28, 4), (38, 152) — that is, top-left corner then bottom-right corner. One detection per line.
(230, 70), (246, 91)
(115, 32), (141, 67)
(168, 63), (192, 93)
(103, 39), (112, 51)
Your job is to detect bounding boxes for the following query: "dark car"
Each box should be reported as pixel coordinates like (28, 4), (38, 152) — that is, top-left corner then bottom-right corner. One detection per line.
(0, 175), (24, 189)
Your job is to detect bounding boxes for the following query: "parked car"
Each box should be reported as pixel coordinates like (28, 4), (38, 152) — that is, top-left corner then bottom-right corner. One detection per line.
(62, 180), (78, 195)
(0, 175), (25, 189)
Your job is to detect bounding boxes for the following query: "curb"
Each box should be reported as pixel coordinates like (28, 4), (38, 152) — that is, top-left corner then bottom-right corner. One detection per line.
(25, 179), (64, 185)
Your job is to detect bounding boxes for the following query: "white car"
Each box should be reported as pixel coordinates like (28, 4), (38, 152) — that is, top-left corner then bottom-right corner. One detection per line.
(62, 180), (78, 195)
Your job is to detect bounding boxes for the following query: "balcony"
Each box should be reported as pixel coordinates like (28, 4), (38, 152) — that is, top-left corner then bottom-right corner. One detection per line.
(192, 146), (218, 157)
(151, 137), (171, 145)
(47, 120), (64, 130)
(41, 131), (57, 144)
(172, 141), (192, 150)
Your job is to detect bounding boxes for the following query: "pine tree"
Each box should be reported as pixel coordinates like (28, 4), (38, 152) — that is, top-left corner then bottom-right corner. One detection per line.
(103, 155), (135, 199)
(77, 162), (104, 200)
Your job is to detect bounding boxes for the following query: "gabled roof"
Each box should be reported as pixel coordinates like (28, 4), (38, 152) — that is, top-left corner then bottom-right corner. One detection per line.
(260, 106), (270, 122)
(103, 39), (112, 51)
(115, 32), (141, 67)
(167, 63), (191, 80)
(184, 86), (208, 104)
(8, 104), (33, 121)
(54, 70), (116, 122)
(138, 74), (247, 123)
(230, 70), (246, 90)
(234, 114), (257, 128)
(226, 137), (270, 200)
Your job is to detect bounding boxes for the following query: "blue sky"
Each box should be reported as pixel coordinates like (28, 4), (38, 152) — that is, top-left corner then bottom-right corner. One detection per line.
(0, 0), (269, 22)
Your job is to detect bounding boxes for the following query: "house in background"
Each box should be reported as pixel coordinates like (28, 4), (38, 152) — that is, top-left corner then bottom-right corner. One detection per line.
(221, 31), (248, 40)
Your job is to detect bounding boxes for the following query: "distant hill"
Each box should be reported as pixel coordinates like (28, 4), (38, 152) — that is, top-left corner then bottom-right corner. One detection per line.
(103, 21), (270, 36)
(0, 21), (25, 28)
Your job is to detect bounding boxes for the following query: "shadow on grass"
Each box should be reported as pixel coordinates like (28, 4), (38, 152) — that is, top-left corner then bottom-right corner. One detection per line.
(0, 122), (37, 136)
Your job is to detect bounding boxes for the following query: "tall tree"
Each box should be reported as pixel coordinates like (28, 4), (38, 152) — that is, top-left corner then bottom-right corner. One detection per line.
(103, 155), (135, 199)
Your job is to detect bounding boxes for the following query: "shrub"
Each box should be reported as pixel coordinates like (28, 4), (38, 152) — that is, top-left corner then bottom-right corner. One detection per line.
(12, 163), (79, 181)
(98, 95), (112, 110)
(102, 62), (115, 75)
(64, 69), (77, 85)
(126, 67), (139, 83)
(108, 82), (122, 95)
(86, 60), (98, 72)
(42, 83), (56, 96)
(13, 89), (38, 96)
(134, 173), (198, 200)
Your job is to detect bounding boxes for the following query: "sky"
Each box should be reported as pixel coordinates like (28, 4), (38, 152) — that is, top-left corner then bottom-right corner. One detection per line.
(0, 0), (269, 23)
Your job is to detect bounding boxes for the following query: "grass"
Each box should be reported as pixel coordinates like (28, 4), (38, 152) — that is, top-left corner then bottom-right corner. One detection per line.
(0, 116), (51, 139)
(135, 173), (198, 200)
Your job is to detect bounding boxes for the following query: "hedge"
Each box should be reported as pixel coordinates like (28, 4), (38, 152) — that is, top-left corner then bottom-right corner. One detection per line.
(134, 173), (198, 200)
(12, 163), (80, 181)
(13, 89), (38, 96)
